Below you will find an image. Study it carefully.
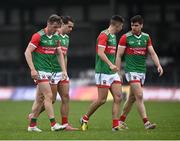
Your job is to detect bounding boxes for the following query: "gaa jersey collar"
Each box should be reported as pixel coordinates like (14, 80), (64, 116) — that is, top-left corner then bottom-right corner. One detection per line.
(134, 34), (142, 39)
(60, 34), (66, 38)
(131, 31), (142, 39)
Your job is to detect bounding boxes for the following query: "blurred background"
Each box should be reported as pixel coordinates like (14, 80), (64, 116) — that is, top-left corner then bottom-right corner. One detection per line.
(0, 0), (180, 101)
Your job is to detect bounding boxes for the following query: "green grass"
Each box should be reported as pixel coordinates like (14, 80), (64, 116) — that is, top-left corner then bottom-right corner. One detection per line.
(0, 100), (180, 140)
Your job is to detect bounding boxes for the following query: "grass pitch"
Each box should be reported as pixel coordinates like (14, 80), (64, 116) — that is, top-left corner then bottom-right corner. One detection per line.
(0, 100), (180, 140)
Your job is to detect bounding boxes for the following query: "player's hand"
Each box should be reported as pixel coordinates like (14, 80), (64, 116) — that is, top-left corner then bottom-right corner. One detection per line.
(157, 65), (163, 76)
(31, 69), (38, 80)
(62, 71), (68, 80)
(110, 64), (119, 72)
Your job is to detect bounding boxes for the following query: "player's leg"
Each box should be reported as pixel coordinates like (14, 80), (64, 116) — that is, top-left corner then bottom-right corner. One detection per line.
(119, 88), (136, 129)
(85, 87), (109, 118)
(39, 84), (58, 112)
(58, 81), (69, 124)
(51, 84), (58, 103)
(58, 81), (78, 130)
(110, 82), (122, 131)
(119, 72), (137, 127)
(80, 87), (109, 131)
(38, 81), (65, 131)
(130, 82), (147, 119)
(28, 85), (57, 120)
(130, 81), (156, 129)
(28, 85), (44, 132)
(28, 85), (44, 119)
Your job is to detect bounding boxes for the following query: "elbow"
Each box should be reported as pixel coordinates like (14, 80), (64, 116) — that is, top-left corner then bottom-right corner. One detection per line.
(24, 49), (29, 57)
(24, 50), (27, 57)
(24, 49), (31, 58)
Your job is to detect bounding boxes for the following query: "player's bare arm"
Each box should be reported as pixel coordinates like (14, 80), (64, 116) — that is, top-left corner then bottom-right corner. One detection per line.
(115, 46), (125, 71)
(24, 44), (38, 80)
(57, 48), (68, 79)
(148, 46), (163, 76)
(98, 46), (119, 72)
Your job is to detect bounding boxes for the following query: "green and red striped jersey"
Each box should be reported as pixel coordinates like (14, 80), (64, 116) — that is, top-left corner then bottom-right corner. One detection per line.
(95, 29), (117, 74)
(52, 34), (69, 72)
(30, 28), (60, 72)
(118, 31), (153, 73)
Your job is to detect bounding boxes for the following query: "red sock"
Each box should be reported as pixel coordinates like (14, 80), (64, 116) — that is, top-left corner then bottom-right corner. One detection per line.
(143, 117), (148, 124)
(62, 117), (68, 125)
(113, 119), (119, 128)
(30, 122), (36, 127)
(51, 122), (56, 126)
(119, 115), (126, 122)
(50, 118), (56, 126)
(29, 118), (37, 127)
(83, 115), (89, 122)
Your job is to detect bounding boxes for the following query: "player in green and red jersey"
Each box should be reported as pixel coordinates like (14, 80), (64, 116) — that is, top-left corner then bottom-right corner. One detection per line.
(55, 16), (78, 130)
(25, 14), (67, 132)
(80, 15), (124, 131)
(28, 16), (78, 130)
(115, 15), (163, 129)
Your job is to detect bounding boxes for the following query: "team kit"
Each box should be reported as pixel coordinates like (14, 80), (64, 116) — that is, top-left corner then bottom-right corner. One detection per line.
(24, 14), (163, 132)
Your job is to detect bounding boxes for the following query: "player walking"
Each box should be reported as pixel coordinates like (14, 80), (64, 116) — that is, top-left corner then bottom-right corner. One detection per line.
(80, 15), (124, 131)
(25, 14), (67, 132)
(115, 15), (163, 129)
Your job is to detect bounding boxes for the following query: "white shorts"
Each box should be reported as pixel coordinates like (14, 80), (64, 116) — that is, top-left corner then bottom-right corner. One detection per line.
(37, 71), (69, 84)
(50, 72), (69, 84)
(37, 71), (52, 83)
(125, 72), (146, 85)
(95, 73), (121, 88)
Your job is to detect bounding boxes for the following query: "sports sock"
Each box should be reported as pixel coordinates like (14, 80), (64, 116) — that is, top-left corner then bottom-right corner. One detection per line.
(82, 115), (89, 122)
(50, 118), (56, 126)
(143, 117), (148, 124)
(113, 119), (119, 128)
(30, 118), (37, 127)
(119, 115), (126, 122)
(62, 117), (68, 125)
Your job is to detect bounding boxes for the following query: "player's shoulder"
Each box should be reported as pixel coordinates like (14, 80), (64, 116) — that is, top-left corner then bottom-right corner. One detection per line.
(37, 29), (45, 36)
(119, 31), (131, 40)
(141, 32), (150, 37)
(125, 31), (133, 37)
(31, 31), (41, 39)
(100, 29), (109, 36)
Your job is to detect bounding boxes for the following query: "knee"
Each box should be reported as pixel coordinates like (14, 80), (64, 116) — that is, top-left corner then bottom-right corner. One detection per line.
(37, 96), (44, 103)
(129, 96), (136, 103)
(135, 93), (143, 101)
(97, 99), (106, 105)
(61, 94), (70, 103)
(114, 94), (122, 103)
(45, 93), (53, 102)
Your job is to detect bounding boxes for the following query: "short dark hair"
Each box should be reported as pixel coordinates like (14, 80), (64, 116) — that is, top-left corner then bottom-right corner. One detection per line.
(47, 14), (61, 24)
(61, 16), (74, 24)
(110, 15), (124, 25)
(130, 15), (144, 24)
